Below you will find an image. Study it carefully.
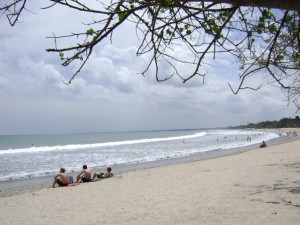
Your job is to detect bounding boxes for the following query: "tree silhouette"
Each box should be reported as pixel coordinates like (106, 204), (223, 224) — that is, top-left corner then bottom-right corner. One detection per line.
(1, 1), (300, 108)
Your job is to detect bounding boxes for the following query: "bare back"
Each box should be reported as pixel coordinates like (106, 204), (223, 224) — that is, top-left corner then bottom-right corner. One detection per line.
(82, 169), (91, 179)
(60, 172), (69, 184)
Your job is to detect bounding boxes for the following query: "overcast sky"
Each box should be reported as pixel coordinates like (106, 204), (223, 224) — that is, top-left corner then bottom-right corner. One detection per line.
(0, 2), (298, 135)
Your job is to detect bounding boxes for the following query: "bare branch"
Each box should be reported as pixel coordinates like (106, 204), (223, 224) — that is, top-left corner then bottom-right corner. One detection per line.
(1, 0), (300, 109)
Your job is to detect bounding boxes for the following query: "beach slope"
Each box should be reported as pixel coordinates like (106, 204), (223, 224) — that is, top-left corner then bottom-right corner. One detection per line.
(0, 137), (299, 225)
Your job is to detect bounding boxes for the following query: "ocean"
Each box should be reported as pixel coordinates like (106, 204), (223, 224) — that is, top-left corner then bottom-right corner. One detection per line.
(0, 129), (284, 183)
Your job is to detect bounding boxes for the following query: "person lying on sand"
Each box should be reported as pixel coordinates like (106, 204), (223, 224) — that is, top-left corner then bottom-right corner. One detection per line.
(76, 165), (92, 183)
(260, 141), (267, 148)
(52, 168), (69, 188)
(91, 167), (113, 181)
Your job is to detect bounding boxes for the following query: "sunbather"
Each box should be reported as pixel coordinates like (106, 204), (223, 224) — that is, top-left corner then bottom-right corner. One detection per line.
(260, 141), (267, 148)
(52, 168), (69, 188)
(76, 165), (92, 183)
(91, 167), (113, 180)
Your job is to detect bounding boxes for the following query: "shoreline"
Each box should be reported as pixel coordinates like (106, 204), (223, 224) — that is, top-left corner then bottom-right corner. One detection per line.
(0, 129), (299, 224)
(0, 128), (297, 197)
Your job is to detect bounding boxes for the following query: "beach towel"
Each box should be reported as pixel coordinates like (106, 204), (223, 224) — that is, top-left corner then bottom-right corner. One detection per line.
(53, 183), (80, 188)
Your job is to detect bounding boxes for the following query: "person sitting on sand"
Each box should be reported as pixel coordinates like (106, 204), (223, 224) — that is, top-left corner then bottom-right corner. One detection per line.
(76, 165), (92, 183)
(52, 168), (69, 188)
(260, 141), (267, 148)
(91, 167), (113, 181)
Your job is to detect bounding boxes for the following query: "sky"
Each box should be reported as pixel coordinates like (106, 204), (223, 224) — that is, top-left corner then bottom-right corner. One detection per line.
(0, 1), (298, 135)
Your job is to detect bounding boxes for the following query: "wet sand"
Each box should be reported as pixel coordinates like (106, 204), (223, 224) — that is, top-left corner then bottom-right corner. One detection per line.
(0, 129), (299, 224)
(0, 128), (294, 197)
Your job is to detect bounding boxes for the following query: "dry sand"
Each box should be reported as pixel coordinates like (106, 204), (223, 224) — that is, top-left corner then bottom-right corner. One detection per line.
(0, 133), (299, 225)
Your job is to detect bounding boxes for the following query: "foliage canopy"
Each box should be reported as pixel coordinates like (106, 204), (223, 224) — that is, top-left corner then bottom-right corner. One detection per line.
(1, 0), (300, 108)
(232, 116), (300, 129)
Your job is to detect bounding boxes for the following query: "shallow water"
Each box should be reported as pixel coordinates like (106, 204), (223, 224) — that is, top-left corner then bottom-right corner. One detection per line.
(0, 129), (283, 182)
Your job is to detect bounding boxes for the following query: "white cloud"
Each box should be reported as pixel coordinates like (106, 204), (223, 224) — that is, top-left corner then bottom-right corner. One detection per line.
(0, 2), (298, 135)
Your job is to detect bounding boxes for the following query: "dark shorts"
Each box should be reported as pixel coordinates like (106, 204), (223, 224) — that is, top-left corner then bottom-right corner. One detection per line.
(81, 177), (92, 183)
(57, 179), (68, 186)
(96, 173), (104, 179)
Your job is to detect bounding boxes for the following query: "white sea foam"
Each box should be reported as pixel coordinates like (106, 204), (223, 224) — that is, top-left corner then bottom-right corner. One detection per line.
(0, 132), (206, 155)
(0, 130), (285, 182)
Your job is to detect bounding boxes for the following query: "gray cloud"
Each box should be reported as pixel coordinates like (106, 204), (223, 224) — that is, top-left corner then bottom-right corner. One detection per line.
(0, 4), (298, 135)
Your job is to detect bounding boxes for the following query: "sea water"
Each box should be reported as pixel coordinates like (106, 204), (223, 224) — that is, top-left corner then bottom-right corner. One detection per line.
(0, 129), (284, 182)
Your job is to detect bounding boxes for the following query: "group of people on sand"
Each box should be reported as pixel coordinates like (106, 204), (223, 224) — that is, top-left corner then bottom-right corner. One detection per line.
(52, 165), (113, 188)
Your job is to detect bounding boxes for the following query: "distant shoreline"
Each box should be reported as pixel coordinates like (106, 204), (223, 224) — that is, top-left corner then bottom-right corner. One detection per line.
(1, 129), (300, 224)
(0, 128), (298, 198)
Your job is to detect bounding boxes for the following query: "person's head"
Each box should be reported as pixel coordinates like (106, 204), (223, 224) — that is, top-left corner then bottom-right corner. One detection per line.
(83, 165), (88, 169)
(107, 167), (112, 172)
(60, 168), (65, 173)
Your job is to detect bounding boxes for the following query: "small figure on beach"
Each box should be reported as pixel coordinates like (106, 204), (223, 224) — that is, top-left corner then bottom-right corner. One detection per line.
(76, 165), (92, 183)
(260, 141), (267, 148)
(91, 167), (113, 181)
(52, 168), (69, 188)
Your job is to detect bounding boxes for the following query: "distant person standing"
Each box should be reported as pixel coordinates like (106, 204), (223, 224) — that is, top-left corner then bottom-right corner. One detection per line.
(52, 168), (69, 188)
(76, 165), (92, 183)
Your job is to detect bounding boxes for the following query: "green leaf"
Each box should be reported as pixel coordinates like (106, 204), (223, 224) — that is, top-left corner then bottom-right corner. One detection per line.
(118, 12), (127, 21)
(158, 31), (164, 38)
(59, 52), (64, 60)
(256, 28), (262, 34)
(268, 24), (277, 34)
(277, 55), (284, 61)
(86, 28), (94, 35)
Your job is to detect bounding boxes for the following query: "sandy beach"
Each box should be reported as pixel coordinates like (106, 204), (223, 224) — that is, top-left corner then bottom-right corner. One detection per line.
(0, 133), (299, 225)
